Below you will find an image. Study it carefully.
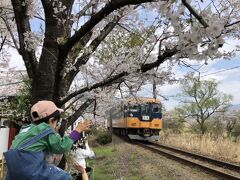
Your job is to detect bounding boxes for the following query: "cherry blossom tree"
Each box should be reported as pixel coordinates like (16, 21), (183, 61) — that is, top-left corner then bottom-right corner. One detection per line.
(1, 0), (240, 125)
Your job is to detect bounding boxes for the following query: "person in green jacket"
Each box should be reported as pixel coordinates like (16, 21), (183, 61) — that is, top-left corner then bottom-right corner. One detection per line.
(4, 100), (91, 180)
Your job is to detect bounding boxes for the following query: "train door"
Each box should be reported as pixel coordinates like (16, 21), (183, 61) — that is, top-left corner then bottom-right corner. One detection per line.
(140, 104), (151, 126)
(141, 104), (151, 120)
(139, 104), (150, 137)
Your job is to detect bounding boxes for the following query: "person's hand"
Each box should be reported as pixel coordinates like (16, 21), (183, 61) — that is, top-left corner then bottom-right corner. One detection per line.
(74, 163), (86, 174)
(75, 120), (92, 133)
(55, 126), (60, 133)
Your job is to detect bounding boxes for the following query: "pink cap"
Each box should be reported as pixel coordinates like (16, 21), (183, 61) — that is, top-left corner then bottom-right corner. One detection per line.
(31, 100), (64, 121)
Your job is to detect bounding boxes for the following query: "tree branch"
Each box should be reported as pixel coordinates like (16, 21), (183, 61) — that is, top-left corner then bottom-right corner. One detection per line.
(61, 46), (178, 105)
(65, 16), (122, 83)
(54, 31), (93, 101)
(11, 0), (38, 79)
(0, 15), (18, 50)
(225, 19), (240, 27)
(75, 1), (93, 20)
(63, 0), (154, 54)
(0, 36), (6, 53)
(61, 72), (127, 106)
(182, 0), (208, 28)
(66, 98), (95, 127)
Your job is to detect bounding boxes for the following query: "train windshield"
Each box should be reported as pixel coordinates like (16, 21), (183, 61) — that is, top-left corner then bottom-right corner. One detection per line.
(141, 104), (150, 115)
(128, 105), (140, 112)
(152, 104), (161, 113)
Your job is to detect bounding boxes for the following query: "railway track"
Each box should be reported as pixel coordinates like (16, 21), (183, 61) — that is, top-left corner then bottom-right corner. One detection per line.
(135, 141), (240, 180)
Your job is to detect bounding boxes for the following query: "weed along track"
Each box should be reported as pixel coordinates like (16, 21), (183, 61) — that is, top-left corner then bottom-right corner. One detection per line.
(134, 141), (240, 179)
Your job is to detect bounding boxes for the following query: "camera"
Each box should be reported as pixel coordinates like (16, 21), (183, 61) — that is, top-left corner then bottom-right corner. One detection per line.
(58, 119), (67, 137)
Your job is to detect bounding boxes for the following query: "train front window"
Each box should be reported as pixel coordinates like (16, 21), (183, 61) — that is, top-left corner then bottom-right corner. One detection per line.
(128, 105), (140, 112)
(152, 104), (161, 113)
(141, 104), (150, 115)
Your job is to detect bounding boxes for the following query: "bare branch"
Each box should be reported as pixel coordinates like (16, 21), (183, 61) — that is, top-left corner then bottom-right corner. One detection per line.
(225, 20), (240, 27)
(0, 15), (19, 50)
(182, 0), (208, 28)
(0, 36), (6, 52)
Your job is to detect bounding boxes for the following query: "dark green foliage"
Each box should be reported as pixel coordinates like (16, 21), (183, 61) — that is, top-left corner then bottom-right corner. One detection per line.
(9, 77), (32, 122)
(95, 130), (112, 145)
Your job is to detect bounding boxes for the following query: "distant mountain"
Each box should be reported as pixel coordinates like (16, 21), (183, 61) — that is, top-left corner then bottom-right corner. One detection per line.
(230, 104), (240, 111)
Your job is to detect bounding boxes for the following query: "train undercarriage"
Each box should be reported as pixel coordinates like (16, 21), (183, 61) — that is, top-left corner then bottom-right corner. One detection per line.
(113, 128), (160, 141)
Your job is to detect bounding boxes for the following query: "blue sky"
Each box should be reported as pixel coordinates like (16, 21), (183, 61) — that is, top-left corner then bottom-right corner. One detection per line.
(138, 51), (240, 111)
(136, 37), (240, 110)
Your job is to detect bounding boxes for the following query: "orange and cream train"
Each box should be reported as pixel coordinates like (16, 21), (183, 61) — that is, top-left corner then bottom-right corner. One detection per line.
(108, 98), (162, 141)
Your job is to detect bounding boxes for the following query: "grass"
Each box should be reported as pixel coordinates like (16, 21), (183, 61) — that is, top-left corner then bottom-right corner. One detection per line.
(130, 154), (138, 161)
(88, 143), (165, 180)
(78, 134), (207, 179)
(72, 136), (211, 179)
(160, 131), (240, 164)
(87, 145), (118, 180)
(93, 145), (116, 157)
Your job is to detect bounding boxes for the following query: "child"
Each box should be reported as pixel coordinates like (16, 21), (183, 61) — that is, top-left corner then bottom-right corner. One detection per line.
(4, 100), (91, 180)
(71, 138), (95, 180)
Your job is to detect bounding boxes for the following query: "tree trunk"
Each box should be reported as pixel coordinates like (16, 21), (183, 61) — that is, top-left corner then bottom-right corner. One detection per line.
(200, 121), (206, 135)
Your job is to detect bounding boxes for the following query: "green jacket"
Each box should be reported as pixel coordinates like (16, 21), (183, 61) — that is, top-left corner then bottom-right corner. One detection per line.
(12, 122), (73, 154)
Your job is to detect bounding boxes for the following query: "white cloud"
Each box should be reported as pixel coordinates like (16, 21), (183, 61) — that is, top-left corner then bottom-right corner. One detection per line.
(158, 78), (240, 111)
(158, 83), (180, 111)
(137, 83), (181, 111)
(157, 66), (240, 111)
(221, 38), (240, 52)
(219, 80), (240, 104)
(160, 83), (179, 93)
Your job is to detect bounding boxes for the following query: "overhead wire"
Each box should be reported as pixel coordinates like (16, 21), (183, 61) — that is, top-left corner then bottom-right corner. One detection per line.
(140, 65), (240, 101)
(200, 65), (240, 77)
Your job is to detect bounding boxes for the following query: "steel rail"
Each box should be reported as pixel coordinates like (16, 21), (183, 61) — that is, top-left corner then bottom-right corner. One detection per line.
(135, 142), (240, 180)
(152, 142), (240, 171)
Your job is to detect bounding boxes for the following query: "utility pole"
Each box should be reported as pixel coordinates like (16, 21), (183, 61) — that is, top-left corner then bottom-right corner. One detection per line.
(153, 78), (157, 100)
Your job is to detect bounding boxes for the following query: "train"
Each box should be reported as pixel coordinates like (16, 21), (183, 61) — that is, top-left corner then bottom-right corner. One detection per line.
(108, 97), (163, 141)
